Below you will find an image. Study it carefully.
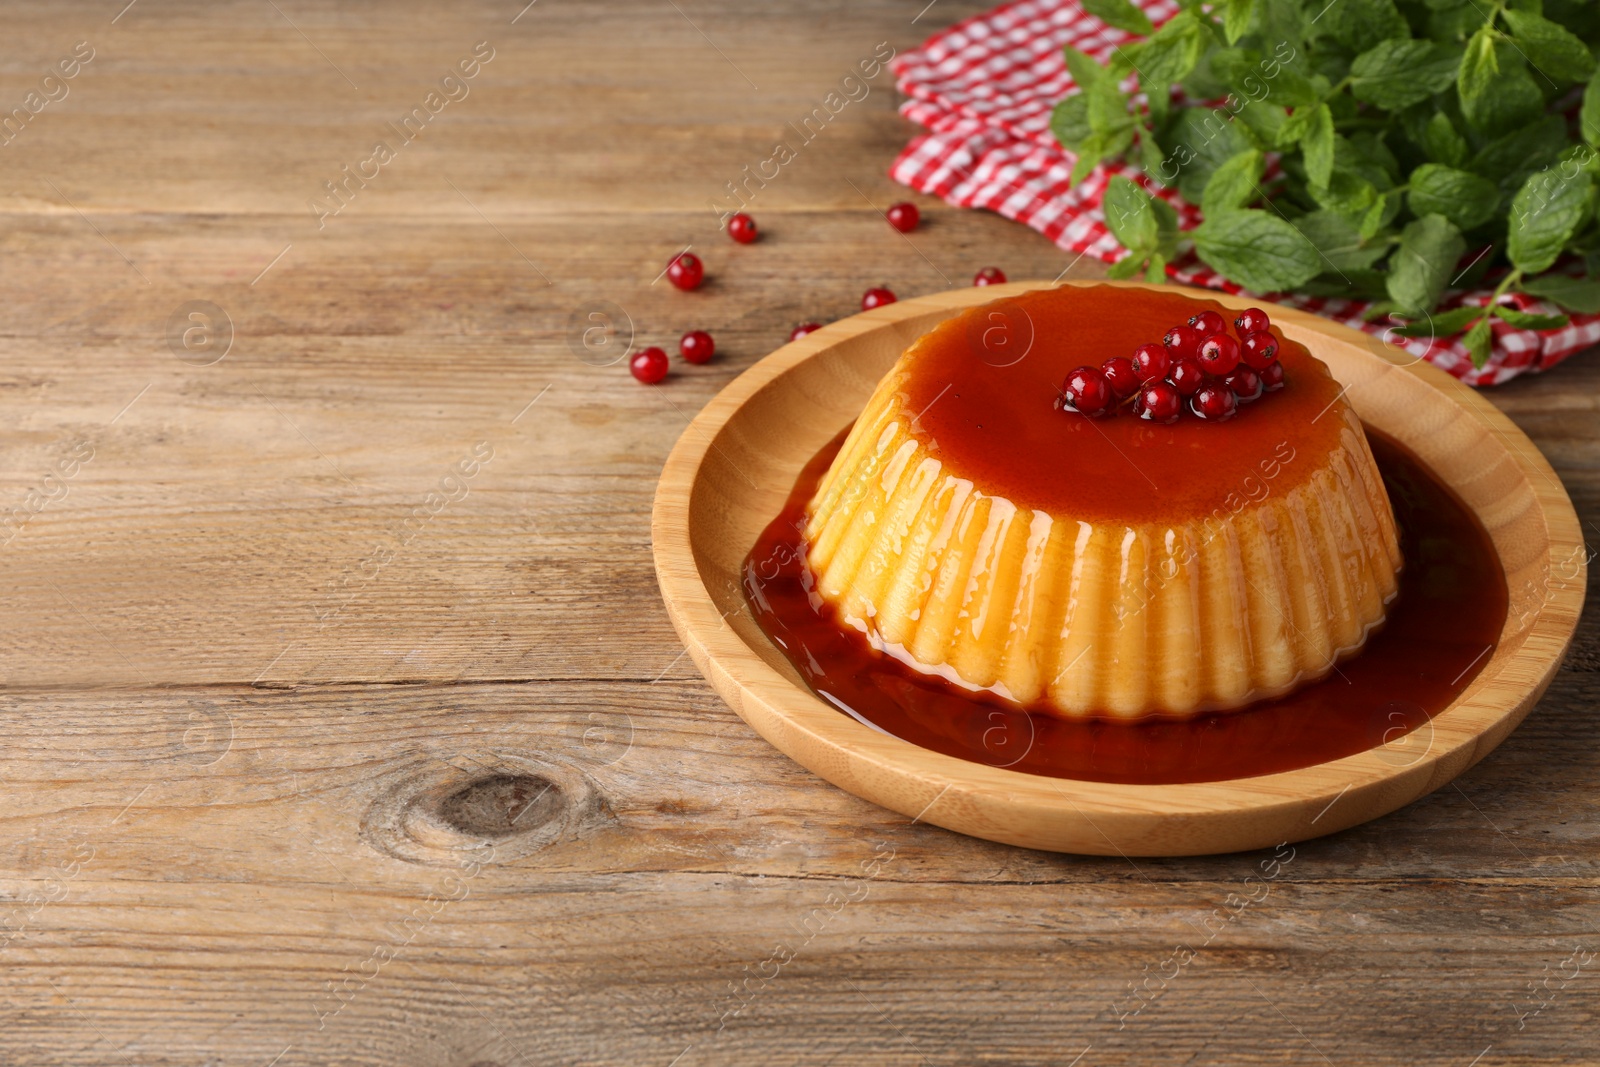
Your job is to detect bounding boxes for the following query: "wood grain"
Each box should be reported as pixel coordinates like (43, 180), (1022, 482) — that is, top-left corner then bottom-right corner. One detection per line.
(0, 1), (1596, 1064)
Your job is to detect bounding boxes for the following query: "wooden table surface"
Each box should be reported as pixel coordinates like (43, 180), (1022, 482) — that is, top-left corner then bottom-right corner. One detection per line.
(2, 2), (1595, 1064)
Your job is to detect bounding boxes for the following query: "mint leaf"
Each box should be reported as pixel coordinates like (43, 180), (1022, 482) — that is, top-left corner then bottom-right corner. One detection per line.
(1423, 113), (1468, 168)
(1208, 48), (1321, 108)
(1508, 166), (1595, 274)
(1350, 39), (1462, 109)
(1145, 252), (1168, 283)
(1222, 0), (1254, 45)
(1501, 8), (1596, 83)
(1082, 0), (1155, 36)
(1462, 51), (1545, 137)
(1469, 116), (1569, 192)
(1492, 305), (1571, 330)
(1295, 209), (1391, 271)
(1192, 210), (1324, 293)
(1103, 176), (1158, 251)
(1391, 305), (1487, 338)
(1086, 79), (1135, 135)
(1462, 313), (1494, 368)
(1159, 106), (1255, 204)
(1234, 101), (1288, 148)
(1302, 105), (1336, 188)
(1521, 273), (1600, 312)
(1050, 95), (1092, 148)
(1310, 167), (1379, 218)
(1360, 188), (1404, 241)
(1062, 45), (1108, 89)
(1408, 164), (1501, 231)
(1583, 68), (1600, 146)
(1458, 28), (1498, 116)
(1323, 0), (1411, 54)
(1200, 149), (1264, 214)
(1387, 215), (1466, 314)
(1106, 255), (1144, 279)
(1139, 12), (1206, 88)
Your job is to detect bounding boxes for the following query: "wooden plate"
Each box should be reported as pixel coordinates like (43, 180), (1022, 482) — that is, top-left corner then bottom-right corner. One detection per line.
(651, 281), (1587, 856)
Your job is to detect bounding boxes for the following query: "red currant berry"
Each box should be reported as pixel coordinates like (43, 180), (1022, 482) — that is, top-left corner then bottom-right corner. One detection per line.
(1240, 331), (1279, 370)
(1135, 381), (1182, 424)
(1234, 307), (1271, 334)
(630, 346), (669, 384)
(1062, 366), (1114, 416)
(1163, 324), (1203, 360)
(1166, 359), (1205, 396)
(666, 252), (704, 291)
(1197, 333), (1241, 376)
(1260, 361), (1287, 391)
(1224, 366), (1263, 403)
(886, 202), (920, 233)
(973, 266), (1006, 286)
(1188, 310), (1226, 336)
(1100, 356), (1140, 399)
(1191, 384), (1238, 421)
(862, 286), (897, 310)
(1132, 342), (1172, 382)
(680, 329), (715, 364)
(727, 213), (758, 244)
(789, 323), (822, 341)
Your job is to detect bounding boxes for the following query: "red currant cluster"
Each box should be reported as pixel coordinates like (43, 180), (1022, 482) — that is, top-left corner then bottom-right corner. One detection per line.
(1060, 307), (1285, 424)
(639, 205), (1007, 383)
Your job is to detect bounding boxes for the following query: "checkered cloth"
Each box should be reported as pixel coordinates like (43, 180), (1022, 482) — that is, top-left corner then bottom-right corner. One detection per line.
(888, 0), (1600, 385)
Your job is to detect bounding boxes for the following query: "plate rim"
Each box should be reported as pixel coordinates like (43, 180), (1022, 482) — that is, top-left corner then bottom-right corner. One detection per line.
(650, 280), (1587, 853)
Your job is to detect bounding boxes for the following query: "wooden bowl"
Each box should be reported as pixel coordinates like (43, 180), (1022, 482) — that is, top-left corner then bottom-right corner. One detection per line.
(651, 281), (1587, 856)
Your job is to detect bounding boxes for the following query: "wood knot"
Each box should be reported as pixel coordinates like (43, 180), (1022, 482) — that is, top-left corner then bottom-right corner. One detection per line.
(360, 754), (608, 866)
(439, 774), (563, 838)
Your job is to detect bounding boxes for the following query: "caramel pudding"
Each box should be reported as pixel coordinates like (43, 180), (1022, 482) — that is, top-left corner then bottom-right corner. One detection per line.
(802, 285), (1401, 720)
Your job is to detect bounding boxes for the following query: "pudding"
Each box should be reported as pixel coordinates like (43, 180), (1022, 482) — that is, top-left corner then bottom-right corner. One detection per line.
(802, 285), (1401, 720)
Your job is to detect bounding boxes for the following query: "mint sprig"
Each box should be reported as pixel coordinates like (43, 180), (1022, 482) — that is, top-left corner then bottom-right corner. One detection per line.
(1049, 0), (1600, 367)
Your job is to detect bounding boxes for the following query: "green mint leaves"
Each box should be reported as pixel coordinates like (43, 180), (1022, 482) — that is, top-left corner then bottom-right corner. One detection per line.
(1049, 0), (1600, 367)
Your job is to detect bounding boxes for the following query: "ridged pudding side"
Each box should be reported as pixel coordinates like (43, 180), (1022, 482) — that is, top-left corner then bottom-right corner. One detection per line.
(803, 368), (1402, 720)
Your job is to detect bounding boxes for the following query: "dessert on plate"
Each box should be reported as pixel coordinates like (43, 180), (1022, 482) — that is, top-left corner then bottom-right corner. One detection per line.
(801, 284), (1402, 721)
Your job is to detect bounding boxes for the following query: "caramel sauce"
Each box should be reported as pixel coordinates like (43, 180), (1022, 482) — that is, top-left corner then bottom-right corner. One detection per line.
(743, 427), (1508, 785)
(900, 285), (1348, 522)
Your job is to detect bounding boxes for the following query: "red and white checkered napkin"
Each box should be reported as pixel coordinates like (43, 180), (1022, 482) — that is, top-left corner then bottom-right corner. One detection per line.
(888, 0), (1600, 385)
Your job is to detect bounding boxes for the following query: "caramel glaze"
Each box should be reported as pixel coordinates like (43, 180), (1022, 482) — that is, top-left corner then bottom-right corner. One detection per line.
(903, 285), (1347, 522)
(744, 427), (1507, 785)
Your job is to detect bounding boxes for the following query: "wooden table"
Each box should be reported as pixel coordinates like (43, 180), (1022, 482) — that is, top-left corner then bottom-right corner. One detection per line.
(2, 2), (1594, 1063)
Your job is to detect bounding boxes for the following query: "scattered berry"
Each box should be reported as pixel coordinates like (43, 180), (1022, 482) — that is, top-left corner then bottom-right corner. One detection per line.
(1135, 381), (1182, 423)
(1132, 342), (1172, 382)
(862, 286), (897, 310)
(1260, 361), (1287, 391)
(727, 213), (758, 244)
(1167, 358), (1205, 396)
(1240, 331), (1280, 370)
(1197, 333), (1242, 376)
(973, 266), (1007, 286)
(666, 252), (704, 291)
(1162, 324), (1203, 361)
(1188, 310), (1226, 336)
(1191, 384), (1239, 421)
(680, 329), (715, 364)
(1224, 366), (1263, 403)
(1235, 307), (1272, 334)
(630, 346), (669, 384)
(1100, 356), (1140, 399)
(789, 323), (822, 341)
(1062, 366), (1114, 416)
(886, 202), (920, 233)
